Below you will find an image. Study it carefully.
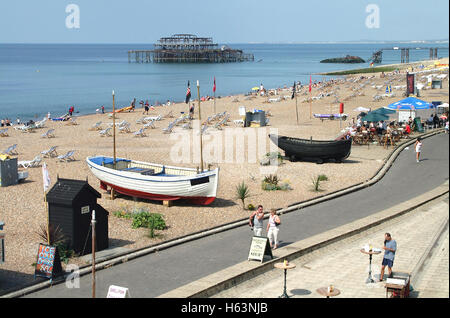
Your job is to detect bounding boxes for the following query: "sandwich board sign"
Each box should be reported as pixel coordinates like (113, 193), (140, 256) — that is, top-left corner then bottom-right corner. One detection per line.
(34, 243), (62, 282)
(107, 285), (131, 298)
(248, 236), (273, 263)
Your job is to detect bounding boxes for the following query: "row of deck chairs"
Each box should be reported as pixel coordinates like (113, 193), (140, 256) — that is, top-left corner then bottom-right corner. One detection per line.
(162, 114), (191, 134)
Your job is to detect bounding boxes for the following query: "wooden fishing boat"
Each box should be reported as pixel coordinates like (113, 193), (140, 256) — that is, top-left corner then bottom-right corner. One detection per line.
(269, 134), (351, 163)
(86, 156), (219, 205)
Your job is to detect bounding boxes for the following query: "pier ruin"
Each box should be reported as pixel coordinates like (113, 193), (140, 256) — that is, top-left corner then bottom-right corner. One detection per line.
(128, 34), (254, 63)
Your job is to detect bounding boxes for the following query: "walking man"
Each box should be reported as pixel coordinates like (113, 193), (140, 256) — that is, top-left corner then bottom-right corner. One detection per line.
(249, 205), (264, 237)
(379, 233), (397, 281)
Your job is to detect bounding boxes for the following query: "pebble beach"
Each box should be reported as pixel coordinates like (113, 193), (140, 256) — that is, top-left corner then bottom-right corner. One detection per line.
(0, 58), (448, 290)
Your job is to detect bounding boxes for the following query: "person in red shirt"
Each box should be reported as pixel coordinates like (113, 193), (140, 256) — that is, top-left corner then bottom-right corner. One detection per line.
(404, 123), (411, 136)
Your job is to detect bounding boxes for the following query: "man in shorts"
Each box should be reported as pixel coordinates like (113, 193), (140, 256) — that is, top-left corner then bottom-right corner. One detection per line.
(379, 233), (397, 281)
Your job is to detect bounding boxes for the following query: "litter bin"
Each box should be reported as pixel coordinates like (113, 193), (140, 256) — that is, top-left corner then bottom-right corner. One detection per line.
(0, 157), (18, 187)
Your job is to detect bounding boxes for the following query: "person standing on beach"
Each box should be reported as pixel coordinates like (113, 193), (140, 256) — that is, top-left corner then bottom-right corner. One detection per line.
(101, 105), (105, 114)
(379, 233), (397, 281)
(415, 137), (423, 163)
(266, 209), (281, 249)
(249, 205), (264, 237)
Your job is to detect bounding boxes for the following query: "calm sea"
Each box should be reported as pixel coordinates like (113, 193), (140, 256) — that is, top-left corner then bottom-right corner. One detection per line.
(0, 43), (448, 121)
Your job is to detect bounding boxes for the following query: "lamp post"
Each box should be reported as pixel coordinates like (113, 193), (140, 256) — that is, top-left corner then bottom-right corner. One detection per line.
(111, 90), (116, 200)
(197, 81), (204, 172)
(91, 210), (96, 298)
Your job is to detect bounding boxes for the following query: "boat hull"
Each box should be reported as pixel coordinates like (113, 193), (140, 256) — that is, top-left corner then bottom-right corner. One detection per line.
(87, 156), (219, 205)
(269, 134), (351, 162)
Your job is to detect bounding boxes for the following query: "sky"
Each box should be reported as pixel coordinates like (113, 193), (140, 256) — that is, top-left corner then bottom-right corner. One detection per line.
(0, 0), (448, 44)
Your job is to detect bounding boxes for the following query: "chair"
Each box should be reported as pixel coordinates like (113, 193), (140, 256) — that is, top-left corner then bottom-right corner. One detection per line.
(41, 146), (58, 158)
(58, 150), (75, 162)
(133, 128), (146, 137)
(18, 155), (42, 168)
(90, 121), (103, 131)
(99, 127), (112, 137)
(182, 122), (191, 130)
(119, 123), (131, 133)
(2, 144), (17, 155)
(162, 122), (175, 134)
(0, 128), (9, 137)
(41, 129), (55, 138)
(35, 118), (48, 128)
(233, 119), (244, 127)
(65, 117), (78, 125)
(163, 111), (174, 119)
(143, 121), (156, 129)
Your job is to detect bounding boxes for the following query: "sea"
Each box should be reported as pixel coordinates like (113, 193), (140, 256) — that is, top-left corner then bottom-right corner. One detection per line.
(0, 43), (448, 121)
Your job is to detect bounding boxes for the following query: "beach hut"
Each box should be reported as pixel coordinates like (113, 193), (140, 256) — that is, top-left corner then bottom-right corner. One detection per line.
(384, 97), (435, 123)
(46, 178), (109, 255)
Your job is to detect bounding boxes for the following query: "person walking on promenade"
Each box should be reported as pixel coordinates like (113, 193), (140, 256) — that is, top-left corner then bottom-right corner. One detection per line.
(415, 137), (423, 163)
(379, 233), (397, 281)
(249, 205), (264, 237)
(266, 209), (281, 249)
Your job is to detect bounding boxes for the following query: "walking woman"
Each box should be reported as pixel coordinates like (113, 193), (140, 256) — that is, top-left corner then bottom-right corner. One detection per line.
(267, 209), (281, 249)
(415, 137), (423, 163)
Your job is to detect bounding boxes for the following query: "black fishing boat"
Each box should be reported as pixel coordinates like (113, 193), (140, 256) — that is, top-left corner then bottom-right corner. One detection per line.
(269, 134), (352, 163)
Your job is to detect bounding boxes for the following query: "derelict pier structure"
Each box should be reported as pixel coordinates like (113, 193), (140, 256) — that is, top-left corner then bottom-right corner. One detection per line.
(129, 34), (254, 63)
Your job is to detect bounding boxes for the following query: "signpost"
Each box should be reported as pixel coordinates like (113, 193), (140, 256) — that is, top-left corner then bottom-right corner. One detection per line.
(34, 243), (62, 282)
(0, 233), (4, 264)
(248, 236), (273, 263)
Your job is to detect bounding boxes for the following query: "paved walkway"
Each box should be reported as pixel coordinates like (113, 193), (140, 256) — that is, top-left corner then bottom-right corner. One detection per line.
(212, 196), (449, 298)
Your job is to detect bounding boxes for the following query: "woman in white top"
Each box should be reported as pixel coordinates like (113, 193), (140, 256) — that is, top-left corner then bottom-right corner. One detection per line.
(266, 209), (281, 249)
(415, 137), (423, 163)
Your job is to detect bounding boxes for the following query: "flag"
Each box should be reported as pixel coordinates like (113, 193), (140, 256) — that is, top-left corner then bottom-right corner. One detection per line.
(213, 77), (216, 93)
(291, 81), (296, 99)
(309, 75), (312, 93)
(185, 81), (191, 104)
(42, 162), (50, 192)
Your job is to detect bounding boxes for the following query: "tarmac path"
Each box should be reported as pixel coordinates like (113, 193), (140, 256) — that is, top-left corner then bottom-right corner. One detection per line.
(24, 132), (449, 298)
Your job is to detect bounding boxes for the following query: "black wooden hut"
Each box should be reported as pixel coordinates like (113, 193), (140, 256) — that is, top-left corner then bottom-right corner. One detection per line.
(46, 178), (109, 255)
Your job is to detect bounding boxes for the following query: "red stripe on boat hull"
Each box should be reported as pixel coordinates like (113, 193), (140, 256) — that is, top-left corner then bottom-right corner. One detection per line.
(100, 181), (216, 206)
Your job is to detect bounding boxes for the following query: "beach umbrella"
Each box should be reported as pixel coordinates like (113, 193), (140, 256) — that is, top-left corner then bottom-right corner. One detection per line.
(371, 107), (396, 115)
(385, 97), (434, 111)
(362, 112), (389, 122)
(358, 112), (368, 118)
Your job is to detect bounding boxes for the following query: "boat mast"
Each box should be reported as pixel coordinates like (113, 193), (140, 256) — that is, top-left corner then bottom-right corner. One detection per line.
(197, 80), (204, 172)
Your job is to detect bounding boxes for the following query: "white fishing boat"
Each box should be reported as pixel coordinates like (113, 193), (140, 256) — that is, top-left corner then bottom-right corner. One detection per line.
(86, 156), (219, 205)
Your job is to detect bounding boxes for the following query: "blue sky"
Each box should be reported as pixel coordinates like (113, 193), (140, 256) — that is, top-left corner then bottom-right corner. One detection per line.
(0, 0), (448, 43)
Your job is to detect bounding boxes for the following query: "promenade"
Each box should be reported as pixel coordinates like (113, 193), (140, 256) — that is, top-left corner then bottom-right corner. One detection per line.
(212, 194), (449, 298)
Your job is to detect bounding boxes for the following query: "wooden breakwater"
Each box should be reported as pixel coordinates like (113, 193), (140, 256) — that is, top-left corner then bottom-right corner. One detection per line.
(128, 34), (254, 63)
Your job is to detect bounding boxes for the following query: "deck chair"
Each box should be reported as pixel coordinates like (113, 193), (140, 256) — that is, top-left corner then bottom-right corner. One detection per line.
(198, 123), (209, 135)
(18, 155), (42, 168)
(65, 117), (78, 125)
(41, 129), (55, 138)
(163, 110), (174, 119)
(162, 122), (175, 134)
(99, 127), (112, 137)
(2, 144), (17, 155)
(136, 117), (147, 124)
(35, 118), (48, 128)
(57, 150), (75, 162)
(119, 123), (131, 133)
(133, 128), (146, 137)
(143, 121), (156, 129)
(0, 128), (8, 137)
(182, 122), (191, 130)
(90, 121), (103, 131)
(41, 146), (58, 158)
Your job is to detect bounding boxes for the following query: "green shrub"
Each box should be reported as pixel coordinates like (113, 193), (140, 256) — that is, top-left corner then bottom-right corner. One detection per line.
(247, 204), (256, 211)
(131, 211), (166, 230)
(318, 174), (328, 181)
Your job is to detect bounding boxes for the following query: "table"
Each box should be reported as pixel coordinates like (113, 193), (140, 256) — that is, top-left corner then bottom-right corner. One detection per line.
(316, 287), (341, 298)
(360, 249), (381, 283)
(274, 262), (296, 298)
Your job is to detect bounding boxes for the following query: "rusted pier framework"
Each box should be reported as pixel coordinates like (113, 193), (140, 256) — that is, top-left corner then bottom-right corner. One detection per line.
(369, 47), (443, 64)
(128, 34), (254, 63)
